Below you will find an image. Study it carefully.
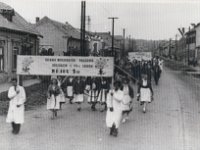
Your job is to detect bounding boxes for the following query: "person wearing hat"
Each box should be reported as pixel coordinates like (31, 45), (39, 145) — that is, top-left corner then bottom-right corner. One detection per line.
(47, 78), (61, 119)
(6, 78), (26, 134)
(137, 73), (153, 113)
(121, 77), (134, 123)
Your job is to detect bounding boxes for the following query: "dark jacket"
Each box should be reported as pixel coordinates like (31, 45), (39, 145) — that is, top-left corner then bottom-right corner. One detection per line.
(73, 80), (85, 94)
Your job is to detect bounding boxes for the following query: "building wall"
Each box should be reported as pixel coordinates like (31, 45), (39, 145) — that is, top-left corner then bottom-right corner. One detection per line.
(195, 26), (200, 47)
(36, 22), (68, 56)
(0, 30), (38, 82)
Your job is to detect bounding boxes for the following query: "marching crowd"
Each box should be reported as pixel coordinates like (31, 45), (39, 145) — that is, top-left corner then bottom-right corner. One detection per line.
(5, 56), (163, 137)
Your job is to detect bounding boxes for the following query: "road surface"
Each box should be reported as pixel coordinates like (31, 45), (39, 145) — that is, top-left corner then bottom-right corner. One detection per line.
(0, 67), (200, 150)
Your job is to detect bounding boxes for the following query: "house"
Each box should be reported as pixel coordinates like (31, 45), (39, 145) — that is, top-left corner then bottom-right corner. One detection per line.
(34, 16), (81, 56)
(159, 40), (176, 58)
(185, 23), (200, 64)
(0, 2), (41, 82)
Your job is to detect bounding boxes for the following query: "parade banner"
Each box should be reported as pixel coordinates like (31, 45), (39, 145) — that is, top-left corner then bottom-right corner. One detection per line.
(17, 55), (114, 77)
(128, 52), (152, 61)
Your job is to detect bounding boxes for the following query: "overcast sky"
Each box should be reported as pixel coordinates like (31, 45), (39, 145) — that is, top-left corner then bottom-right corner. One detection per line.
(1, 0), (200, 40)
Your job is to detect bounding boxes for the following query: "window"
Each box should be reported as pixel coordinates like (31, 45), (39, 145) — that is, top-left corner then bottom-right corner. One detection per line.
(0, 47), (3, 72)
(13, 47), (18, 71)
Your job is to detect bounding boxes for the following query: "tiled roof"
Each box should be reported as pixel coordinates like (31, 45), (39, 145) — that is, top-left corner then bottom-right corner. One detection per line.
(35, 16), (80, 39)
(0, 2), (41, 36)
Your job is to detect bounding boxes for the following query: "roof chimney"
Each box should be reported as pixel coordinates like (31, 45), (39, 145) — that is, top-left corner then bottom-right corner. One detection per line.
(36, 17), (40, 23)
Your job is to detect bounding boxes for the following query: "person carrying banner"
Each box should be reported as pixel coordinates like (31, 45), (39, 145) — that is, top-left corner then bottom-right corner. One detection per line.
(6, 78), (26, 134)
(47, 78), (62, 119)
(106, 81), (123, 137)
(137, 73), (154, 113)
(121, 78), (134, 123)
(73, 77), (85, 111)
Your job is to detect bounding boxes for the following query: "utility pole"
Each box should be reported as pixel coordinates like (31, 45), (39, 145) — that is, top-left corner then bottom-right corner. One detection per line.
(188, 26), (190, 65)
(86, 16), (91, 32)
(175, 34), (178, 60)
(129, 35), (131, 51)
(80, 1), (86, 56)
(108, 17), (118, 57)
(169, 38), (171, 59)
(122, 28), (125, 56)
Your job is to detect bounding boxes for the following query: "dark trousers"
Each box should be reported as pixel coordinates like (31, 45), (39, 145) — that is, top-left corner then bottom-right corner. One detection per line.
(11, 122), (21, 134)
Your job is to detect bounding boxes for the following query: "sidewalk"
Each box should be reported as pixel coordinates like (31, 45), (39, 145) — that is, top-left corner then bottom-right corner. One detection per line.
(0, 79), (41, 93)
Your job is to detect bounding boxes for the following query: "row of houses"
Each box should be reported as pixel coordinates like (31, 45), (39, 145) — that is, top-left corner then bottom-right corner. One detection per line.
(0, 2), (124, 83)
(159, 23), (200, 66)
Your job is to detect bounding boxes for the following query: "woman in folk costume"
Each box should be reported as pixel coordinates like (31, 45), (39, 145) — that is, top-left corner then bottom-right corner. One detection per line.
(137, 73), (154, 113)
(6, 78), (26, 134)
(57, 76), (66, 109)
(73, 77), (85, 111)
(88, 77), (100, 111)
(47, 78), (62, 119)
(97, 77), (110, 112)
(106, 81), (124, 137)
(121, 78), (134, 123)
(64, 76), (74, 104)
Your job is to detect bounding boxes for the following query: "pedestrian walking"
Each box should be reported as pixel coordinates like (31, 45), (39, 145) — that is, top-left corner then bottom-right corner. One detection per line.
(6, 78), (26, 134)
(97, 77), (110, 112)
(106, 81), (123, 137)
(73, 77), (85, 111)
(57, 76), (66, 109)
(153, 63), (161, 85)
(64, 76), (74, 104)
(47, 78), (62, 119)
(88, 77), (99, 111)
(137, 73), (154, 113)
(121, 78), (134, 123)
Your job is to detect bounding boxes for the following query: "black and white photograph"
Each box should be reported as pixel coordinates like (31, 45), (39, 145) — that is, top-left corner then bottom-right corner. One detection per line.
(0, 0), (200, 149)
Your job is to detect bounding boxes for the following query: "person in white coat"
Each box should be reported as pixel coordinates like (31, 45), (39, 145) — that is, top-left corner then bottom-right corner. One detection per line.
(106, 81), (123, 137)
(6, 78), (26, 134)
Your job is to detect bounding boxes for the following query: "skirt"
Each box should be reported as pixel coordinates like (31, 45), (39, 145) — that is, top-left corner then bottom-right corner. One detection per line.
(59, 90), (66, 103)
(140, 88), (151, 102)
(66, 86), (73, 97)
(73, 94), (84, 103)
(97, 89), (107, 103)
(47, 95), (60, 110)
(88, 90), (98, 103)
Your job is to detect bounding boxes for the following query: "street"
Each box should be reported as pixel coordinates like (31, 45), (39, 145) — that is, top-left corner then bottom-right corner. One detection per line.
(0, 67), (200, 150)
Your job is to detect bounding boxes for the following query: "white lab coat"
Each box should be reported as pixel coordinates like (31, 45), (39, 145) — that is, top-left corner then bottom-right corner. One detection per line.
(6, 86), (26, 124)
(106, 89), (123, 128)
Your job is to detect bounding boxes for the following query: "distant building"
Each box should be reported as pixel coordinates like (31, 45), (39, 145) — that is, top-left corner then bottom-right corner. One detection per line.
(34, 16), (81, 56)
(185, 24), (200, 64)
(159, 40), (176, 58)
(0, 2), (41, 83)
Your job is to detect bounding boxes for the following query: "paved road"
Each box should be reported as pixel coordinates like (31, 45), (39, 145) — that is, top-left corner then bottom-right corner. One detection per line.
(0, 67), (200, 150)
